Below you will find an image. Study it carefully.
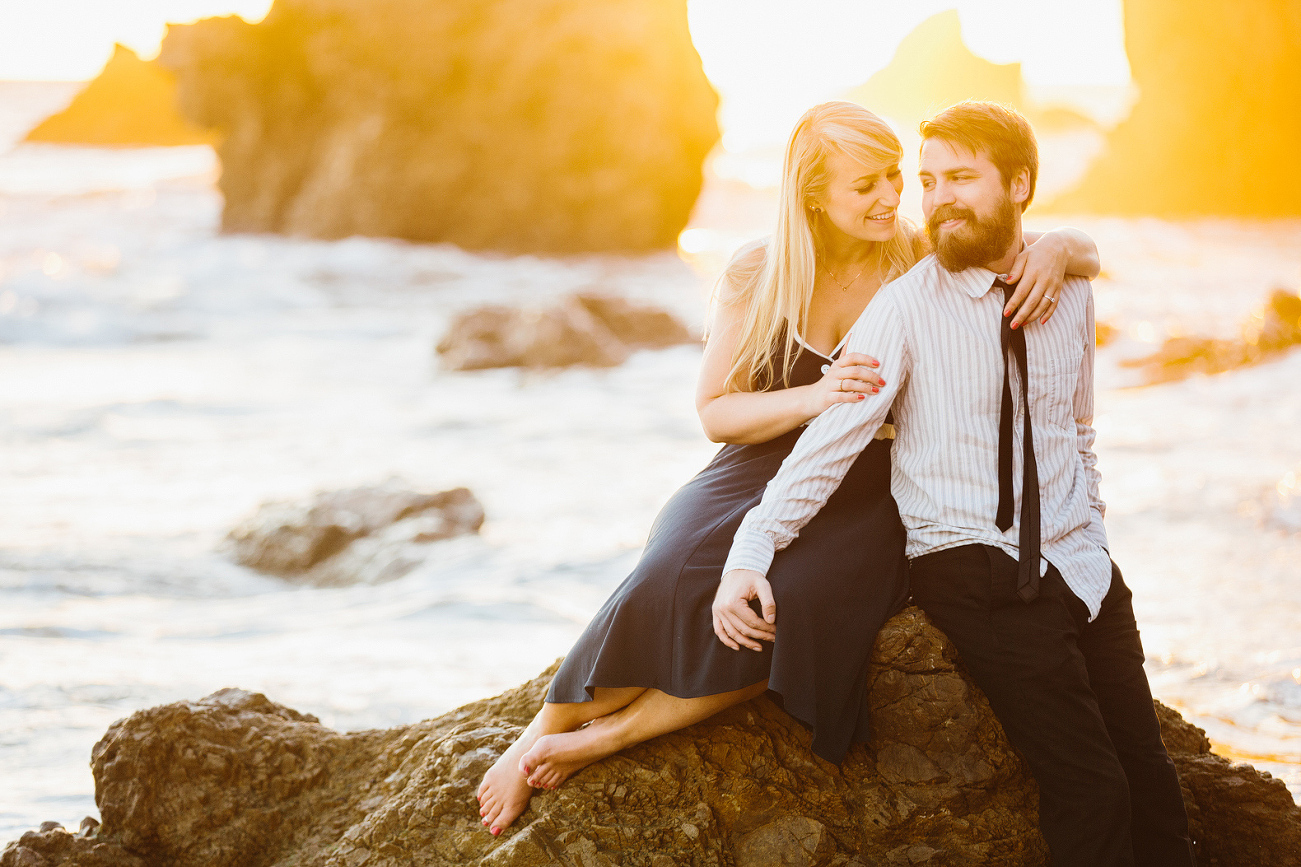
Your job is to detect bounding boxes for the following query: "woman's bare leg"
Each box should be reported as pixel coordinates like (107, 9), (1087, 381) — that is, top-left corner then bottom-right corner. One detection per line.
(520, 680), (768, 790)
(476, 686), (645, 835)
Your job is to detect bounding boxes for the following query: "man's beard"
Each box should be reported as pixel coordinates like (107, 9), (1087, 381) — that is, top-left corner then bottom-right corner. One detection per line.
(926, 194), (1017, 272)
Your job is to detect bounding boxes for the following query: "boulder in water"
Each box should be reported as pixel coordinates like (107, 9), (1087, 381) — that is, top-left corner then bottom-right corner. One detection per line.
(227, 485), (484, 586)
(436, 293), (695, 371)
(156, 0), (719, 252)
(1121, 287), (1301, 384)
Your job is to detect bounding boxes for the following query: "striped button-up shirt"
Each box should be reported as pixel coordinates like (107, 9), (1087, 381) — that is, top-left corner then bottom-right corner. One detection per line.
(723, 254), (1112, 618)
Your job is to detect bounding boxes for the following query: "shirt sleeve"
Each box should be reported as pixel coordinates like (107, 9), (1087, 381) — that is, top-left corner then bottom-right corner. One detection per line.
(723, 287), (911, 578)
(1074, 285), (1108, 552)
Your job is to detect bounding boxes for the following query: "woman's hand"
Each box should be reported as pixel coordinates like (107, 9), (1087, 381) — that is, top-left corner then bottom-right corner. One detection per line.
(712, 569), (777, 651)
(1003, 237), (1068, 328)
(804, 345), (884, 417)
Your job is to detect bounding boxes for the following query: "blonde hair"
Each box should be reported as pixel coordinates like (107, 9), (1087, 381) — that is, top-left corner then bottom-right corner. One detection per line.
(718, 101), (922, 393)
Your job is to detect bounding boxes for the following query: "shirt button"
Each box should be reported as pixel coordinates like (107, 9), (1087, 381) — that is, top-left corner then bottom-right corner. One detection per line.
(820, 364), (830, 373)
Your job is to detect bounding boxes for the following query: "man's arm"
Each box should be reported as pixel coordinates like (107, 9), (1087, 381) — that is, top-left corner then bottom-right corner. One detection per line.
(1074, 285), (1108, 552)
(723, 288), (911, 580)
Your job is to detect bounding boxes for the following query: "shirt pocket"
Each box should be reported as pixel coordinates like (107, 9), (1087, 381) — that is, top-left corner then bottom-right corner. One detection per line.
(1034, 353), (1082, 429)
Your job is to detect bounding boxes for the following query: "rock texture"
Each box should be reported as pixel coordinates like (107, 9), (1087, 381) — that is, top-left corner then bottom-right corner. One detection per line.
(16, 609), (1301, 866)
(1121, 288), (1301, 384)
(1046, 0), (1301, 215)
(436, 293), (696, 371)
(156, 0), (719, 252)
(23, 45), (214, 147)
(228, 485), (484, 586)
(0, 820), (142, 867)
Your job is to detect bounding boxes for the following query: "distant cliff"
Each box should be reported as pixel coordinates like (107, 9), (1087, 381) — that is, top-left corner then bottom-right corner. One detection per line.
(847, 11), (1024, 125)
(157, 0), (720, 253)
(844, 11), (1093, 133)
(1046, 0), (1301, 215)
(23, 44), (213, 147)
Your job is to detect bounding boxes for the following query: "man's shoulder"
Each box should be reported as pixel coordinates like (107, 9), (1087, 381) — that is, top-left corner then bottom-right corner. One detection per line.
(878, 254), (942, 304)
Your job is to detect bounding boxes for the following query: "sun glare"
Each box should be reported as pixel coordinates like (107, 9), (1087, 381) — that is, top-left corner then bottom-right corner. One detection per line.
(687, 0), (1130, 149)
(1, 0), (1129, 150)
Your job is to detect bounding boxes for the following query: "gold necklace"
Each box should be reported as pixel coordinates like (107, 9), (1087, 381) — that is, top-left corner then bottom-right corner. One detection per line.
(821, 260), (868, 292)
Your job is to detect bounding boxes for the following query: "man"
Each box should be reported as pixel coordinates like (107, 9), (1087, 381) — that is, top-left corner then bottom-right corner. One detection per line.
(714, 102), (1194, 866)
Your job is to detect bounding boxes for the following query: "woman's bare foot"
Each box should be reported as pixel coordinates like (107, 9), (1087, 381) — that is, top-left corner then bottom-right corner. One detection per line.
(476, 728), (540, 836)
(518, 720), (624, 790)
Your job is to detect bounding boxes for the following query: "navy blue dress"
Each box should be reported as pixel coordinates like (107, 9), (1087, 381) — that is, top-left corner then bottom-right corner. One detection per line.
(546, 341), (909, 763)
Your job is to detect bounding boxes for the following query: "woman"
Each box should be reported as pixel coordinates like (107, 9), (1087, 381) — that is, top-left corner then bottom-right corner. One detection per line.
(476, 101), (1099, 835)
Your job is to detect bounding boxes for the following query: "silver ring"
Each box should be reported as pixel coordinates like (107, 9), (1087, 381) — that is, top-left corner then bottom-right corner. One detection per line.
(1045, 295), (1057, 303)
(840, 378), (848, 392)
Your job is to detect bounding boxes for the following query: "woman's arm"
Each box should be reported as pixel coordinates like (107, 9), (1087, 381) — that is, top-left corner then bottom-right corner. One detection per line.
(1005, 227), (1102, 327)
(695, 248), (883, 445)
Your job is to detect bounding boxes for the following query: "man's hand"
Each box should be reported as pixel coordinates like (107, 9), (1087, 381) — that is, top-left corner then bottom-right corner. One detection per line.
(712, 569), (777, 651)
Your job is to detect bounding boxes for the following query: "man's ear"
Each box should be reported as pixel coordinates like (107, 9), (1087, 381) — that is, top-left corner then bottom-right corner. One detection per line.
(1009, 167), (1031, 206)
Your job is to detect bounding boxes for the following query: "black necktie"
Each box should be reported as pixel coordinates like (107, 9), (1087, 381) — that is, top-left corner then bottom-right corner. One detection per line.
(994, 278), (1041, 602)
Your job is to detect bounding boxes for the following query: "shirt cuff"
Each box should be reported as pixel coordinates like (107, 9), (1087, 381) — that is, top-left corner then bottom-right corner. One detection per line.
(723, 530), (776, 579)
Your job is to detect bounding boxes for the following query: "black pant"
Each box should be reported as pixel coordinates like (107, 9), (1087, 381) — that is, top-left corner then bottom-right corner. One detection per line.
(909, 545), (1194, 867)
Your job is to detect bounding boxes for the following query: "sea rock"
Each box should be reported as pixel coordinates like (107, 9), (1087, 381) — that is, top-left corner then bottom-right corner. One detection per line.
(1121, 288), (1301, 384)
(843, 11), (1094, 134)
(1046, 0), (1301, 216)
(23, 44), (212, 147)
(156, 0), (719, 253)
(18, 609), (1300, 866)
(436, 293), (696, 371)
(846, 11), (1024, 126)
(227, 485), (484, 586)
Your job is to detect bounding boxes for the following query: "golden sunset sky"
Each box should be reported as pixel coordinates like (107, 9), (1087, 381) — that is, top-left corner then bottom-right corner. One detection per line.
(0, 0), (1132, 146)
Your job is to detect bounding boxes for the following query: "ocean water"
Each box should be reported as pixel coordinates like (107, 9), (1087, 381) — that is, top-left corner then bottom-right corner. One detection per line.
(1, 83), (1299, 841)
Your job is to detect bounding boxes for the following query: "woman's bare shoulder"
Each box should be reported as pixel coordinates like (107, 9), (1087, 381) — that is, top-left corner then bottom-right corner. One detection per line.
(717, 238), (769, 305)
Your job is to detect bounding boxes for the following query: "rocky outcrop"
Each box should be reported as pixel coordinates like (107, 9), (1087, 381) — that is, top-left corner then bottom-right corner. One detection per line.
(436, 293), (696, 371)
(14, 609), (1301, 866)
(156, 0), (719, 253)
(1121, 288), (1301, 384)
(843, 11), (1094, 132)
(1046, 0), (1301, 215)
(23, 44), (213, 147)
(846, 11), (1023, 126)
(228, 485), (484, 586)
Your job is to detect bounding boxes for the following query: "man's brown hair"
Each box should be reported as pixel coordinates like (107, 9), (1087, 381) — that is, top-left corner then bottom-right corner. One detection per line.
(919, 101), (1038, 212)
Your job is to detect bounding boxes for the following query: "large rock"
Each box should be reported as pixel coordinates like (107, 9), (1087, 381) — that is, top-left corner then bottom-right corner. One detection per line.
(228, 485), (484, 586)
(846, 11), (1024, 126)
(1046, 0), (1301, 215)
(18, 609), (1301, 866)
(843, 12), (1094, 133)
(436, 293), (696, 371)
(24, 44), (213, 147)
(156, 0), (719, 253)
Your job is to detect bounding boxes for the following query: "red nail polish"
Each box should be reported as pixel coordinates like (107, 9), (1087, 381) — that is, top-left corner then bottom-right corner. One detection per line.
(492, 827), (500, 836)
(857, 394), (865, 401)
(523, 766), (530, 774)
